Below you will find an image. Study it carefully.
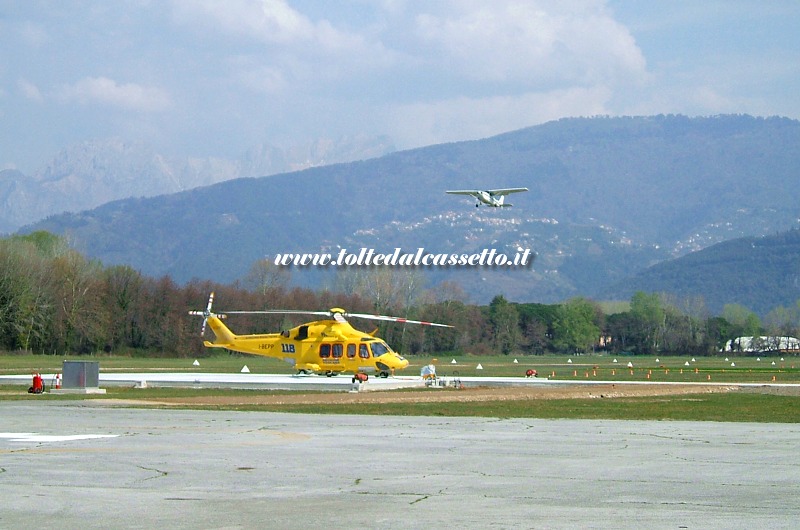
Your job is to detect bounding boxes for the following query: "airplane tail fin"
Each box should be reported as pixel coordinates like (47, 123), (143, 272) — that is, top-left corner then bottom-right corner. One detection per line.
(495, 195), (513, 207)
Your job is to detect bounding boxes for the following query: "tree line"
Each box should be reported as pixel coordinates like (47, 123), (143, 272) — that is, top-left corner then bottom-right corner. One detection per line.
(1, 232), (798, 358)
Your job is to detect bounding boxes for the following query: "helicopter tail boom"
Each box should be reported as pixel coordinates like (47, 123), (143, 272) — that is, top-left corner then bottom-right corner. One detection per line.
(205, 316), (237, 346)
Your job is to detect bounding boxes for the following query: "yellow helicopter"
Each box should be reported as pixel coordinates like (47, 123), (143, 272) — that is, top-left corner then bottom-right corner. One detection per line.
(189, 293), (452, 378)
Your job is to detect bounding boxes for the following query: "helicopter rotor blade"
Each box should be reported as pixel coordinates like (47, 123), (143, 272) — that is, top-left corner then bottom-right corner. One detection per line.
(224, 309), (351, 324)
(201, 306), (452, 328)
(201, 291), (215, 335)
(206, 291), (215, 313)
(343, 312), (453, 328)
(223, 309), (333, 318)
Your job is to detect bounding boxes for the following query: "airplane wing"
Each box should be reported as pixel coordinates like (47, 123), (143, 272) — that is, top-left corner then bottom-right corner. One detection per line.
(445, 190), (480, 196)
(486, 188), (528, 196)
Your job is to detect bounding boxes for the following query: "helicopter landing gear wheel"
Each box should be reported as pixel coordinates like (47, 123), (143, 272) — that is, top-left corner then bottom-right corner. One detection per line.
(379, 371), (389, 378)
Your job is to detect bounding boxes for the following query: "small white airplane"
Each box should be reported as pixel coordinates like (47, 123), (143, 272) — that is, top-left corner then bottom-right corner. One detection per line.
(445, 187), (528, 208)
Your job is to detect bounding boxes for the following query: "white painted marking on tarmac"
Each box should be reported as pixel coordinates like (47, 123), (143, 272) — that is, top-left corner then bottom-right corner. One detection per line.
(0, 432), (118, 443)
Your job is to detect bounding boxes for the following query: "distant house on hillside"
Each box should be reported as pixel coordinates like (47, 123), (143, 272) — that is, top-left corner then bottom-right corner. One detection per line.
(723, 336), (800, 353)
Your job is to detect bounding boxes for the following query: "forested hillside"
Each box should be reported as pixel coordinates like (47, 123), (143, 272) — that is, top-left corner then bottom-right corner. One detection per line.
(603, 228), (800, 316)
(2, 232), (797, 359)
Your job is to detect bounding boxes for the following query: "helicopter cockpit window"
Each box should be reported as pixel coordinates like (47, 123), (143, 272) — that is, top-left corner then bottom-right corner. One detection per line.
(359, 344), (370, 358)
(319, 344), (331, 358)
(370, 342), (389, 357)
(296, 325), (309, 341)
(280, 330), (290, 338)
(332, 343), (343, 358)
(347, 344), (356, 358)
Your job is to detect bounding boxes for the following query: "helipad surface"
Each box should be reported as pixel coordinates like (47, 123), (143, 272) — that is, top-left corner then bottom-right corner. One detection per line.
(1, 401), (799, 529)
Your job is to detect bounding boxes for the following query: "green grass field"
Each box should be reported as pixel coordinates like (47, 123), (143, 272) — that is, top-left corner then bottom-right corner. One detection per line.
(2, 353), (799, 422)
(2, 352), (798, 382)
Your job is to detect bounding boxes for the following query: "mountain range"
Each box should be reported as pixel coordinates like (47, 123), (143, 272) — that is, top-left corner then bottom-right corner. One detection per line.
(0, 135), (394, 234)
(19, 114), (800, 313)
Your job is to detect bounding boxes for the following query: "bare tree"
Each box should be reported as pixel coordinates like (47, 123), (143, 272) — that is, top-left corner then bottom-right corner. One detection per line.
(244, 258), (291, 295)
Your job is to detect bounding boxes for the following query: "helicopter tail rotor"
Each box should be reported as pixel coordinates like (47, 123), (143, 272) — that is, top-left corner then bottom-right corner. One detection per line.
(188, 292), (227, 336)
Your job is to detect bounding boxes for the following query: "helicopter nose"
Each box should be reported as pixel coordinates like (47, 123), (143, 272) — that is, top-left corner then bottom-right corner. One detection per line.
(376, 355), (408, 371)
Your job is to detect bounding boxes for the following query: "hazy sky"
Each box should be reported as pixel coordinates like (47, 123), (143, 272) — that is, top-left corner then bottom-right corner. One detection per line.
(2, 0), (799, 173)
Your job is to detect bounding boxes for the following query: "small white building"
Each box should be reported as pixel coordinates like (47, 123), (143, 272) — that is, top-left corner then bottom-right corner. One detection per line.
(723, 336), (800, 353)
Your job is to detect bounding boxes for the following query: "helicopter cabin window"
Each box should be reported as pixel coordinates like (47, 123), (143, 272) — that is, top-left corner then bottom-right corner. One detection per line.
(296, 325), (309, 341)
(319, 344), (331, 358)
(347, 344), (356, 358)
(332, 343), (343, 358)
(359, 344), (370, 358)
(371, 342), (389, 357)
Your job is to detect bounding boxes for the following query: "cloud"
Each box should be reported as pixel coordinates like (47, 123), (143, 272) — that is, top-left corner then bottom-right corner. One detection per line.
(169, 0), (389, 95)
(621, 83), (759, 119)
(59, 77), (170, 112)
(5, 1), (795, 175)
(16, 21), (49, 48)
(160, 1), (650, 148)
(176, 0), (313, 42)
(172, 0), (365, 52)
(18, 79), (43, 102)
(370, 1), (647, 148)
(411, 0), (646, 89)
(387, 86), (612, 149)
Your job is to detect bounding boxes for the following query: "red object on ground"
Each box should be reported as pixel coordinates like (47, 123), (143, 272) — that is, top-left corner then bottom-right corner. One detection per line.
(29, 373), (44, 394)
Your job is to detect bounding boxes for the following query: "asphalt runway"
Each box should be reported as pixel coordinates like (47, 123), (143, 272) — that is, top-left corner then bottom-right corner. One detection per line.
(2, 401), (799, 529)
